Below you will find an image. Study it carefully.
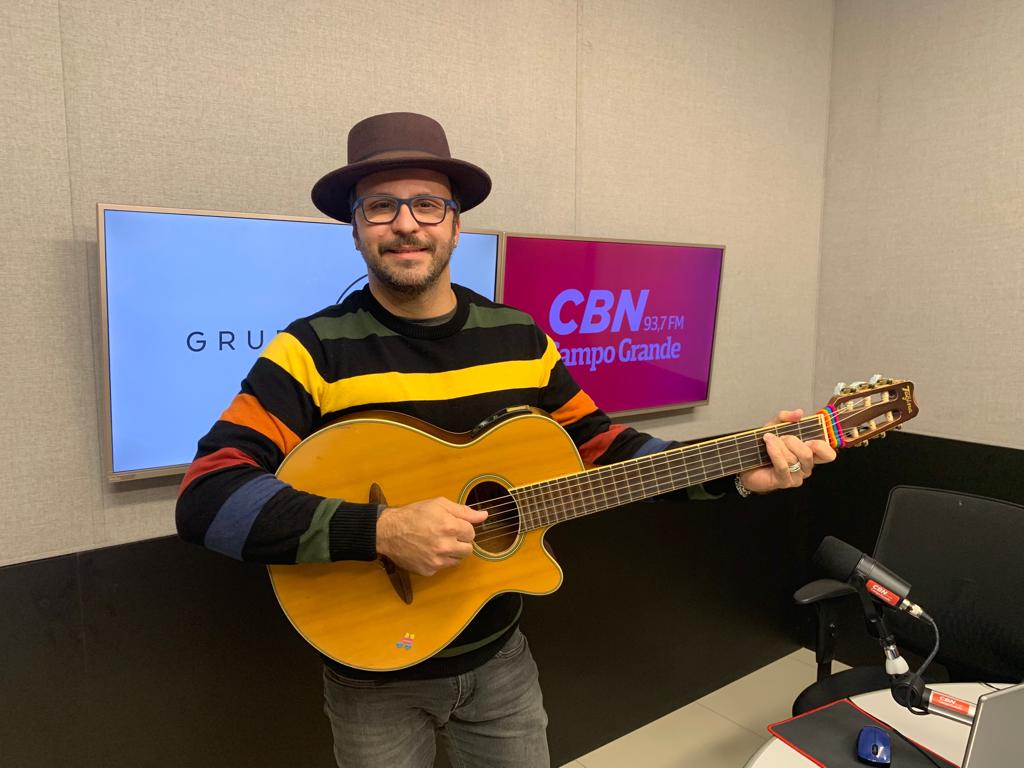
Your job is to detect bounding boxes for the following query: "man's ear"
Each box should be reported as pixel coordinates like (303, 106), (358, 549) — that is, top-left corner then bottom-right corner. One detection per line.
(453, 216), (460, 248)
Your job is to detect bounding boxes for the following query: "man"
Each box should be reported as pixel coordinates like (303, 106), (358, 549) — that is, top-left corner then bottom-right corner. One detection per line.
(176, 112), (835, 767)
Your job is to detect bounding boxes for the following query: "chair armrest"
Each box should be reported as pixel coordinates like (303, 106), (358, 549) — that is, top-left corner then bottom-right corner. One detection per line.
(793, 579), (858, 682)
(794, 578), (856, 605)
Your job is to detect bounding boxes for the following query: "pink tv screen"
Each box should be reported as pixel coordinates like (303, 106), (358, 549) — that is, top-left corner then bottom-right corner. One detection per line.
(502, 235), (724, 415)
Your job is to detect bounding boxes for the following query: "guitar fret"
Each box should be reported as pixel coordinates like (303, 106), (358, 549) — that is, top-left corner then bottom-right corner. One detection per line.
(646, 460), (658, 497)
(666, 450), (685, 492)
(529, 483), (546, 528)
(541, 479), (557, 525)
(592, 468), (608, 513)
(566, 473), (584, 521)
(550, 479), (564, 524)
(624, 460), (642, 503)
(623, 462), (638, 504)
(598, 466), (610, 514)
(609, 465), (624, 507)
(692, 444), (709, 486)
(726, 435), (743, 476)
(553, 475), (572, 523)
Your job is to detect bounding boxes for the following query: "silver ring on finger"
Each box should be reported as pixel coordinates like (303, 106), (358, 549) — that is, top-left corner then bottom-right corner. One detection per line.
(787, 461), (802, 473)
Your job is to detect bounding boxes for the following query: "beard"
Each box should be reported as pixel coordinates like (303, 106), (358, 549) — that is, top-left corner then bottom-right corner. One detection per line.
(356, 230), (456, 297)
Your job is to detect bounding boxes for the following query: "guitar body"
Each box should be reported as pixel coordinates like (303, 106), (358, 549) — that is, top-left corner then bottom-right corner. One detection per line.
(267, 410), (583, 671)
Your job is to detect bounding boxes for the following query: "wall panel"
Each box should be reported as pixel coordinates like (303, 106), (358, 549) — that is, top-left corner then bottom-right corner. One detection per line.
(0, 0), (103, 565)
(817, 0), (1024, 449)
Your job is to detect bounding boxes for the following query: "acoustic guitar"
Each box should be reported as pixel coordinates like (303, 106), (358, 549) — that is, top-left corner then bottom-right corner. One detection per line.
(268, 376), (917, 671)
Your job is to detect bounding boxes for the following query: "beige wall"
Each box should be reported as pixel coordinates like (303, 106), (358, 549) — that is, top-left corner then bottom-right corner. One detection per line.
(1, 0), (834, 566)
(816, 0), (1024, 450)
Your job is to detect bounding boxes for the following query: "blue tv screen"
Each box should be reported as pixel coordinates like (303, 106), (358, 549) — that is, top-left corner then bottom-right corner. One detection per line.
(99, 205), (502, 480)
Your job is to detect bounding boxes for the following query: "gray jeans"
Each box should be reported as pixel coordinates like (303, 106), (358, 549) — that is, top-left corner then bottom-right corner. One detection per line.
(323, 629), (550, 768)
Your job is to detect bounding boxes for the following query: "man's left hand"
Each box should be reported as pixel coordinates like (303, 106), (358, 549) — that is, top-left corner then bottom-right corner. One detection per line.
(738, 409), (837, 494)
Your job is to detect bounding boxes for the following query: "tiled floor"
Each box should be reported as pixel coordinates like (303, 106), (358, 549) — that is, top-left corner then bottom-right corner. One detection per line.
(561, 648), (847, 768)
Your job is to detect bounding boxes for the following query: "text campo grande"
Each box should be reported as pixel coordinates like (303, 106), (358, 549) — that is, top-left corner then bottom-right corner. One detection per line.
(556, 336), (682, 372)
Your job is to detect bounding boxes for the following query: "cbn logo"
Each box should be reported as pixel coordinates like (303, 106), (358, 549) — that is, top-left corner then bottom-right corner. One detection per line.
(549, 289), (650, 335)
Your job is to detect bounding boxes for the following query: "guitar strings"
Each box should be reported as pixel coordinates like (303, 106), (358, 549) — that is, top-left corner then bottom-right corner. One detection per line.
(469, 404), (887, 546)
(468, 419), (827, 545)
(471, 419), (825, 529)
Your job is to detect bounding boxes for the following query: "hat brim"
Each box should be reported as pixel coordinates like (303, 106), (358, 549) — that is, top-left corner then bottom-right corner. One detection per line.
(311, 156), (491, 223)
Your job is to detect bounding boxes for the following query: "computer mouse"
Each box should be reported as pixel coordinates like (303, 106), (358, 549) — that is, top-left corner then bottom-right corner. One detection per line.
(856, 725), (892, 765)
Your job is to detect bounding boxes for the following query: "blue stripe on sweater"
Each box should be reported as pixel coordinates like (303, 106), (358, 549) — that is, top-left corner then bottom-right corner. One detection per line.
(204, 474), (287, 560)
(633, 437), (673, 457)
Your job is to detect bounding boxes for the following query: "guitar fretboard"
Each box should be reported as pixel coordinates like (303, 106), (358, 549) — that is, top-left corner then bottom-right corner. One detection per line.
(510, 415), (827, 530)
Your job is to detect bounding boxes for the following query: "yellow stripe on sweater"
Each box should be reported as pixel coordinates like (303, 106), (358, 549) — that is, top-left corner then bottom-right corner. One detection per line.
(261, 331), (563, 414)
(261, 333), (326, 405)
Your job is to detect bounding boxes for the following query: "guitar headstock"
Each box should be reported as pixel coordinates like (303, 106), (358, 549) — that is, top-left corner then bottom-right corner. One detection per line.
(818, 375), (918, 448)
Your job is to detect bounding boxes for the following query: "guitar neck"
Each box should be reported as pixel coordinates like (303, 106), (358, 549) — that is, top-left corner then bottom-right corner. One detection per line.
(512, 414), (828, 530)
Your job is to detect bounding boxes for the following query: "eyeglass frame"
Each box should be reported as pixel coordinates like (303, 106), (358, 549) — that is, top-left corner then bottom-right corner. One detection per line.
(350, 194), (460, 226)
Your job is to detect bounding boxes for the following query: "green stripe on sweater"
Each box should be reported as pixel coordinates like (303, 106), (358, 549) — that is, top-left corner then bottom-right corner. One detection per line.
(296, 497), (342, 562)
(310, 309), (397, 341)
(463, 304), (535, 330)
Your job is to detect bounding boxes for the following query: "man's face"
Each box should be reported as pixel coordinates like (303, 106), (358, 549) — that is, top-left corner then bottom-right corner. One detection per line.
(351, 168), (460, 297)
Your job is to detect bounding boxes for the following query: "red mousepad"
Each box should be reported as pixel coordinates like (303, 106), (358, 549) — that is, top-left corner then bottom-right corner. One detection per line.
(768, 699), (959, 768)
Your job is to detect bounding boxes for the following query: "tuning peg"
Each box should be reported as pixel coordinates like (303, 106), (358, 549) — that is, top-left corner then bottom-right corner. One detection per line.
(833, 382), (847, 396)
(869, 374), (882, 385)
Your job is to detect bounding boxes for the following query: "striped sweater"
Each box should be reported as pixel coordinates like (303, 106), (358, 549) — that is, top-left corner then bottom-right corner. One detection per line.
(175, 284), (696, 677)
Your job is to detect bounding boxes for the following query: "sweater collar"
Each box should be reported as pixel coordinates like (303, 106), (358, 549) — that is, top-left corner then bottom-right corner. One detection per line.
(361, 284), (470, 340)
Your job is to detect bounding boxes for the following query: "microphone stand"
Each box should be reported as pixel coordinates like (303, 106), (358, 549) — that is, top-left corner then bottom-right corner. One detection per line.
(873, 605), (978, 727)
(854, 577), (910, 677)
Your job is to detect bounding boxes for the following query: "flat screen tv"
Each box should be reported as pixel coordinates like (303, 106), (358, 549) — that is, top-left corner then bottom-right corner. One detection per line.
(502, 234), (724, 416)
(98, 204), (502, 481)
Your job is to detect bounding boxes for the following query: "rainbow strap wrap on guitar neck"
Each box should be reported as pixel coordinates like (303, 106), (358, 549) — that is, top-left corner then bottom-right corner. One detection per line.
(817, 405), (846, 449)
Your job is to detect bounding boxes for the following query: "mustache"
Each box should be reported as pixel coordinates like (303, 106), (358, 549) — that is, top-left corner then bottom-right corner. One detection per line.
(380, 237), (435, 254)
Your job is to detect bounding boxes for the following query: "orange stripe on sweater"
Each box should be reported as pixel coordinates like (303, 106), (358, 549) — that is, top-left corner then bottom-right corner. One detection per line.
(550, 389), (598, 427)
(220, 393), (301, 456)
(179, 447), (260, 494)
(578, 424), (627, 466)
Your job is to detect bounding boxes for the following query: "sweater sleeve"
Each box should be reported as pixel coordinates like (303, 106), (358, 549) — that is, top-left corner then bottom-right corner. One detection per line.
(175, 325), (380, 564)
(535, 332), (735, 498)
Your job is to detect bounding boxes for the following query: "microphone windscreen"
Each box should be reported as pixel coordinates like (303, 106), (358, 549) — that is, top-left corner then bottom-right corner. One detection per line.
(812, 535), (863, 581)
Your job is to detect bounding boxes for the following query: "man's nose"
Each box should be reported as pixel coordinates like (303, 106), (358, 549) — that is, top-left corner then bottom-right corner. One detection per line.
(390, 202), (420, 233)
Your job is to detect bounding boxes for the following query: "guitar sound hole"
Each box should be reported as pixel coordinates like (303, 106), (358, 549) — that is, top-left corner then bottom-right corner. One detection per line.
(467, 481), (520, 556)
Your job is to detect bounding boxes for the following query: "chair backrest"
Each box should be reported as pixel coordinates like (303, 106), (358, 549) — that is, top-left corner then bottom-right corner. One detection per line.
(873, 486), (1024, 683)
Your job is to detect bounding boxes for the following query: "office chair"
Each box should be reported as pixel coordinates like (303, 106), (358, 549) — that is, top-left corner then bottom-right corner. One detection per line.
(792, 485), (1024, 716)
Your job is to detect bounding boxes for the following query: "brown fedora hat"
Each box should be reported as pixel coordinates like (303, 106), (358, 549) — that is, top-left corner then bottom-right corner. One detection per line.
(311, 112), (492, 223)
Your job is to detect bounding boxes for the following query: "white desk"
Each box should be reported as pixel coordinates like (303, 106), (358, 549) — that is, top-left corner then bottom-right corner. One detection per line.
(744, 682), (1002, 767)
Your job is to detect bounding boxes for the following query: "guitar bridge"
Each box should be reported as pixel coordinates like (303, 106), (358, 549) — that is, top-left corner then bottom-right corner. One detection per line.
(370, 482), (413, 605)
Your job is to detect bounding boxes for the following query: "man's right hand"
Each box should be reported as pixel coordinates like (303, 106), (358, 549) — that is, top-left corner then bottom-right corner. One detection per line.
(376, 498), (488, 577)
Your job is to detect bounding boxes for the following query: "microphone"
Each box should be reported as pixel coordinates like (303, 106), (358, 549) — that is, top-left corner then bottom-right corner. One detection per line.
(813, 536), (931, 621)
(891, 674), (977, 725)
